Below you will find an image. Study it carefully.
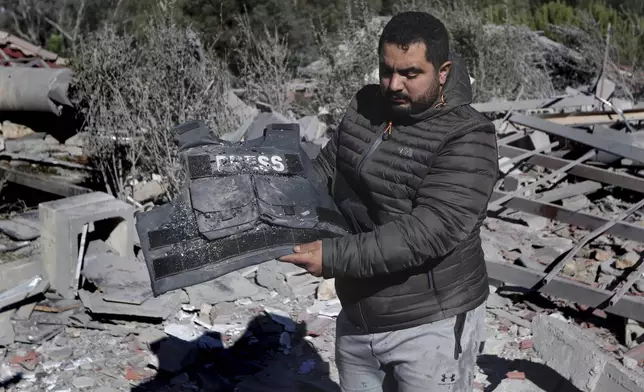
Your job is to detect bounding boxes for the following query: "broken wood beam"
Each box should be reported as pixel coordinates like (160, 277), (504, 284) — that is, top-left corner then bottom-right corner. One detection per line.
(485, 260), (644, 323)
(0, 165), (93, 197)
(533, 180), (602, 203)
(489, 191), (644, 243)
(538, 198), (644, 287)
(489, 150), (596, 211)
(498, 144), (644, 194)
(473, 95), (595, 113)
(509, 113), (644, 164)
(542, 109), (644, 127)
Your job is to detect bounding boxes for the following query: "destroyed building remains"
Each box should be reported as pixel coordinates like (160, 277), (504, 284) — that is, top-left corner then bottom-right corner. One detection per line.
(1, 28), (644, 392)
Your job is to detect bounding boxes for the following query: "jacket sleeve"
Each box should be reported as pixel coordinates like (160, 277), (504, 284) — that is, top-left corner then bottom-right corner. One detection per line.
(311, 127), (338, 183)
(321, 122), (499, 279)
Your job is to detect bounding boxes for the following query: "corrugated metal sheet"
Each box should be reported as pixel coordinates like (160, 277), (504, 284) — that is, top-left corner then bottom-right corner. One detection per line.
(0, 30), (66, 68)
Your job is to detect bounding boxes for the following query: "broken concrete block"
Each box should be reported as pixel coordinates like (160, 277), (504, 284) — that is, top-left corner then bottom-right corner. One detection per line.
(185, 271), (260, 306)
(0, 219), (40, 241)
(133, 180), (165, 203)
(0, 257), (42, 292)
(563, 195), (590, 211)
(0, 121), (35, 139)
(39, 192), (135, 299)
(81, 252), (153, 304)
(492, 378), (543, 392)
(536, 181), (601, 203)
(78, 289), (179, 320)
(255, 262), (292, 298)
(626, 320), (644, 349)
(316, 279), (336, 301)
(532, 314), (644, 392)
(529, 131), (551, 153)
(64, 132), (88, 148)
(0, 309), (15, 347)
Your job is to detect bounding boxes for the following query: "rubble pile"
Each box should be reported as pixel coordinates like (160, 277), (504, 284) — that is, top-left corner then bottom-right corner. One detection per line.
(1, 75), (644, 392)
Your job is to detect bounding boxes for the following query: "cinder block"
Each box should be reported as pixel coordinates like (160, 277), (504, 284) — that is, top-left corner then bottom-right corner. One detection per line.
(532, 314), (644, 392)
(39, 192), (135, 298)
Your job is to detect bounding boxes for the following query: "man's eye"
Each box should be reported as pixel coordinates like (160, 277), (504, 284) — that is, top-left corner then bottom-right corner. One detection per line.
(406, 73), (418, 79)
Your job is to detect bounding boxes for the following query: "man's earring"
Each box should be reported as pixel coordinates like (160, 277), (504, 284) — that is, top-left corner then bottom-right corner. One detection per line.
(435, 93), (446, 108)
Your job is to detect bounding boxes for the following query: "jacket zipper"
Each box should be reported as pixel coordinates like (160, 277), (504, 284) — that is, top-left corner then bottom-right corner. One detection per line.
(355, 121), (392, 333)
(357, 121), (393, 177)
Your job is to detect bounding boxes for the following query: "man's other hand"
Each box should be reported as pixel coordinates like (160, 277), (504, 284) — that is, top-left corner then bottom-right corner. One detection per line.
(279, 240), (323, 277)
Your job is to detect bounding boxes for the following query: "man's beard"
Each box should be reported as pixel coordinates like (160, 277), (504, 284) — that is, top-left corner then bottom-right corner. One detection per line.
(383, 82), (440, 118)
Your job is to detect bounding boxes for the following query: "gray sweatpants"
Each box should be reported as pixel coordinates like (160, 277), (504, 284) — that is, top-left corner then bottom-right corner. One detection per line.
(335, 302), (486, 392)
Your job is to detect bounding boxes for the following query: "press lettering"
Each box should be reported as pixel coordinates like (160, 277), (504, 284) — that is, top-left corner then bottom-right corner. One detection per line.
(215, 155), (227, 171)
(271, 156), (285, 172)
(257, 155), (270, 169)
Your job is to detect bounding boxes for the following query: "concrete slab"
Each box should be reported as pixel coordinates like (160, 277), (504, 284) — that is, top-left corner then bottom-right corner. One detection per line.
(492, 378), (545, 392)
(0, 257), (42, 292)
(39, 192), (135, 298)
(532, 314), (644, 392)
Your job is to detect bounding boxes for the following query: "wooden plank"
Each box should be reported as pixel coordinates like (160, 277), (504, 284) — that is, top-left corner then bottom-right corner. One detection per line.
(509, 114), (644, 163)
(490, 191), (644, 243)
(533, 180), (602, 203)
(543, 110), (644, 126)
(0, 166), (92, 197)
(489, 150), (595, 211)
(486, 260), (644, 323)
(498, 144), (644, 194)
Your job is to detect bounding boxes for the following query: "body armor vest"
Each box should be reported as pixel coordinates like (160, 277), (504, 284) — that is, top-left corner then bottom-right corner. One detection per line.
(136, 120), (350, 296)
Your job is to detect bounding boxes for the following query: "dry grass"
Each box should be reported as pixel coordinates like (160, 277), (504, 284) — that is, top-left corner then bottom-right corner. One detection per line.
(69, 21), (240, 200)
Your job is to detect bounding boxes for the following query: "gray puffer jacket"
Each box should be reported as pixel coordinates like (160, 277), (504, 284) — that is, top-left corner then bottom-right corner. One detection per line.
(312, 55), (498, 334)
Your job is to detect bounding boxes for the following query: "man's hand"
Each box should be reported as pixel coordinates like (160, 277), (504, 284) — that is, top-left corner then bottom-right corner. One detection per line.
(279, 240), (323, 277)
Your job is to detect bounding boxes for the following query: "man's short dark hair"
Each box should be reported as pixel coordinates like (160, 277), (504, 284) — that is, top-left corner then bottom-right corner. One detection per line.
(378, 11), (450, 70)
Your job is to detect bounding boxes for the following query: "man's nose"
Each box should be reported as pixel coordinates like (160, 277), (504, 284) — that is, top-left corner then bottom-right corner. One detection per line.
(389, 74), (404, 91)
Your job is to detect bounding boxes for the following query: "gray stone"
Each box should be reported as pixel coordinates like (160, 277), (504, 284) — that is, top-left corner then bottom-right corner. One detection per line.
(563, 195), (590, 211)
(94, 388), (119, 392)
(286, 273), (320, 298)
(46, 346), (73, 361)
(39, 192), (135, 298)
(492, 379), (544, 392)
(79, 289), (179, 320)
(82, 252), (150, 290)
(482, 338), (507, 356)
(165, 323), (201, 342)
(0, 219), (39, 240)
(515, 212), (549, 231)
(255, 262), (292, 297)
(72, 376), (96, 388)
(0, 309), (15, 347)
(64, 132), (88, 147)
(137, 327), (167, 346)
(624, 357), (639, 370)
(133, 180), (165, 203)
(316, 279), (336, 301)
(185, 271), (260, 305)
(486, 292), (512, 309)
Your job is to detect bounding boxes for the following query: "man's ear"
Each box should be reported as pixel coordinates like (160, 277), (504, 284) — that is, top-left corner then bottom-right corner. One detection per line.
(438, 61), (452, 85)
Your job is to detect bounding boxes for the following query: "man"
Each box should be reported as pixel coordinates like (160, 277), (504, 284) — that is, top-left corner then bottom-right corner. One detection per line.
(280, 11), (498, 392)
